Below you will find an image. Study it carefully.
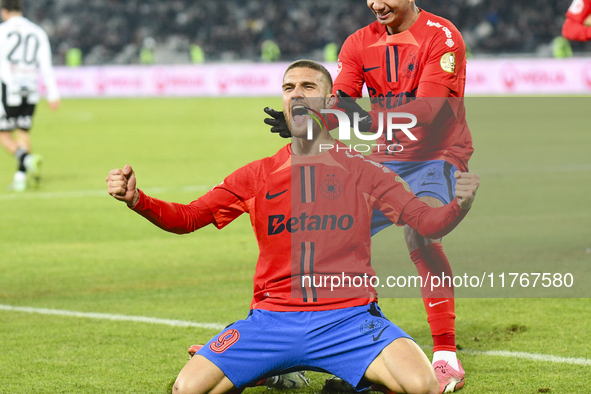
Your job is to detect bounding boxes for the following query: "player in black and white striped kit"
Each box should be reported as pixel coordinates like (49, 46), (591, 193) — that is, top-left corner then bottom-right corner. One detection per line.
(0, 0), (60, 191)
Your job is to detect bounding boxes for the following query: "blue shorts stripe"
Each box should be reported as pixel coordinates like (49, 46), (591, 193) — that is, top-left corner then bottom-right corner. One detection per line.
(443, 161), (454, 203)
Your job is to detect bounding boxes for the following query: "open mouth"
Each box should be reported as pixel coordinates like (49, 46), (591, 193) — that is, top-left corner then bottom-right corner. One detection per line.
(375, 10), (392, 20)
(291, 105), (309, 124)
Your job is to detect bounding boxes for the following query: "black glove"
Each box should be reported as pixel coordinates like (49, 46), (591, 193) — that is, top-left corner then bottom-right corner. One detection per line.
(264, 107), (291, 138)
(336, 90), (372, 132)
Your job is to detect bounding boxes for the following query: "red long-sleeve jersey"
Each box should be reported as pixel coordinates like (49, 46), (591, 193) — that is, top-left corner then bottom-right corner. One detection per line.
(334, 9), (473, 171)
(131, 143), (468, 312)
(563, 0), (591, 41)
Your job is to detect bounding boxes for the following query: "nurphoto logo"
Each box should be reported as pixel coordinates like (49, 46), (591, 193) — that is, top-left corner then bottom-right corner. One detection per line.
(305, 107), (418, 154)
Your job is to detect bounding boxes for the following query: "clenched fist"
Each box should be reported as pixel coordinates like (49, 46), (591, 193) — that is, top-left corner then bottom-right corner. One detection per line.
(106, 164), (139, 207)
(454, 171), (480, 210)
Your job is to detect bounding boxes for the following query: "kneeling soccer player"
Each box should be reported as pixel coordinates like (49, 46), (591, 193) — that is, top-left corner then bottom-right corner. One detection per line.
(106, 60), (479, 394)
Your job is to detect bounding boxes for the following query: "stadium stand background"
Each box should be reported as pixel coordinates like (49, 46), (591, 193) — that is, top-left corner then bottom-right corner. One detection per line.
(26, 0), (591, 65)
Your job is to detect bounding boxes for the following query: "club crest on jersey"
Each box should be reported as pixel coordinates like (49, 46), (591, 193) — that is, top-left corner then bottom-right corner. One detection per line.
(320, 174), (343, 200)
(360, 319), (384, 334)
(421, 167), (443, 181)
(440, 52), (456, 73)
(403, 53), (419, 79)
(395, 176), (411, 193)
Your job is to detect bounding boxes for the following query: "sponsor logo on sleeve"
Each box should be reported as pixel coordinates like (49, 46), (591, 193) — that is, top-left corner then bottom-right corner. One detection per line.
(568, 0), (584, 14)
(427, 20), (454, 37)
(440, 52), (456, 73)
(426, 20), (456, 48)
(395, 176), (412, 193)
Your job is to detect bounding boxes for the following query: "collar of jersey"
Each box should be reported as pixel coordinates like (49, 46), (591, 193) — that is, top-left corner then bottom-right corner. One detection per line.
(286, 143), (346, 170)
(370, 8), (425, 47)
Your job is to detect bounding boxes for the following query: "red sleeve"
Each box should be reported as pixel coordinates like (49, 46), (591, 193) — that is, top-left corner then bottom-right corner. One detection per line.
(399, 197), (468, 239)
(361, 163), (417, 224)
(333, 33), (365, 97)
(366, 165), (469, 237)
(131, 163), (258, 233)
(131, 189), (217, 234)
(420, 25), (466, 94)
(562, 18), (591, 41)
(370, 174), (417, 226)
(565, 0), (591, 23)
(354, 155), (469, 237)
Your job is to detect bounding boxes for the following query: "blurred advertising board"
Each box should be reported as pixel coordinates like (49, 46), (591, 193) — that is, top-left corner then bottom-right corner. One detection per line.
(40, 58), (591, 98)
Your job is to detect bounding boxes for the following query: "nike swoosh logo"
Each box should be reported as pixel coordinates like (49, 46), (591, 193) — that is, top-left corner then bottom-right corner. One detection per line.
(372, 326), (389, 341)
(421, 181), (443, 186)
(428, 300), (449, 307)
(362, 65), (381, 73)
(266, 189), (288, 200)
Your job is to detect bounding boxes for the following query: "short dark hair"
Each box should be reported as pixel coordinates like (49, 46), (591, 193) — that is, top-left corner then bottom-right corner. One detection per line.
(284, 59), (333, 93)
(2, 0), (22, 12)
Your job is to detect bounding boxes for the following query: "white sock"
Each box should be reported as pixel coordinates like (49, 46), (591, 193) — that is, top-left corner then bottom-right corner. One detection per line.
(13, 171), (26, 182)
(23, 154), (34, 170)
(433, 350), (459, 370)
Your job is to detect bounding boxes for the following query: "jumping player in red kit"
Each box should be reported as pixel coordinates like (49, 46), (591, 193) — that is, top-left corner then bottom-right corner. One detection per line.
(562, 0), (591, 41)
(108, 60), (480, 394)
(265, 1), (472, 392)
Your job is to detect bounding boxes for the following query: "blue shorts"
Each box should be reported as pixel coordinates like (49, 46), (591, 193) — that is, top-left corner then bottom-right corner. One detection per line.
(371, 160), (458, 236)
(196, 303), (412, 390)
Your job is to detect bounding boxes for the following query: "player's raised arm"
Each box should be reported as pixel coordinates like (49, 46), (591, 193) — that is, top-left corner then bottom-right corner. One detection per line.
(563, 17), (591, 41)
(106, 164), (139, 207)
(454, 171), (479, 210)
(106, 163), (256, 235)
(398, 171), (479, 239)
(106, 164), (218, 234)
(562, 0), (591, 41)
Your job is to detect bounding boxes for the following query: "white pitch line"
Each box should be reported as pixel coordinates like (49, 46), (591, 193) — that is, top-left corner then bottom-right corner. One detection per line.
(474, 163), (591, 175)
(460, 349), (591, 367)
(0, 164), (589, 201)
(0, 304), (226, 331)
(0, 185), (210, 201)
(1, 304), (590, 367)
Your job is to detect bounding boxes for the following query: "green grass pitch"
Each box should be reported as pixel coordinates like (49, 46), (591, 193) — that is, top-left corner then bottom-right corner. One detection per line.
(0, 97), (590, 393)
